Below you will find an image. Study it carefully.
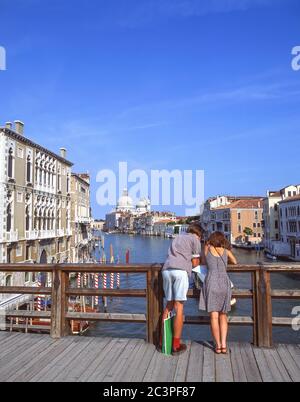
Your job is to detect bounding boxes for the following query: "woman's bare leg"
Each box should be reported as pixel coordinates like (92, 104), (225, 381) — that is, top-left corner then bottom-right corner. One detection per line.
(210, 312), (221, 349)
(219, 313), (228, 349)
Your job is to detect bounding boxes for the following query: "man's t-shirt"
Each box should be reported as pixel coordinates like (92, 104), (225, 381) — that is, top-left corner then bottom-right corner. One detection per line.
(163, 233), (201, 277)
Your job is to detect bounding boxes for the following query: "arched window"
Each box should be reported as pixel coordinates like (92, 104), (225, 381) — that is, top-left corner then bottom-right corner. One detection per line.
(25, 205), (30, 231)
(26, 155), (32, 183)
(7, 204), (12, 232)
(6, 275), (12, 287)
(8, 148), (13, 178)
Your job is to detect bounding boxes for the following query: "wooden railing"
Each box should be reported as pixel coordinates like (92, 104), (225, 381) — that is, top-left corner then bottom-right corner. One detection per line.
(0, 263), (299, 348)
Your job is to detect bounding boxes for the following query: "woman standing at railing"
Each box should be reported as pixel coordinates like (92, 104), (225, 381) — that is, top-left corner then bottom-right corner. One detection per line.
(199, 232), (237, 354)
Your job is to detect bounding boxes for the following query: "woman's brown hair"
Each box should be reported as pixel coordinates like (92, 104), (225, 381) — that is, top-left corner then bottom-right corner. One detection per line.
(208, 231), (232, 250)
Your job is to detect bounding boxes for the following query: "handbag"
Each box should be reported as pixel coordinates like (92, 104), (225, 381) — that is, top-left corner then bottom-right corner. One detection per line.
(162, 312), (175, 355)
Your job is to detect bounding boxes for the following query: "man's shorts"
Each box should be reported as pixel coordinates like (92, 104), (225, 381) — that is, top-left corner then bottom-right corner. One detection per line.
(162, 269), (189, 302)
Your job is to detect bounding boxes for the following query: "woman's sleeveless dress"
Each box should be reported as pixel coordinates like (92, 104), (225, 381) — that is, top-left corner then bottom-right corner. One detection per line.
(199, 249), (232, 313)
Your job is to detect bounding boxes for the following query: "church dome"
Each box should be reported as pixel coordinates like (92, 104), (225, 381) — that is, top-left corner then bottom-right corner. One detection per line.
(117, 189), (134, 211)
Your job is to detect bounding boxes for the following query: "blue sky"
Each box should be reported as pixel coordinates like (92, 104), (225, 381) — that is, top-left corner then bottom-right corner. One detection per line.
(1, 0), (300, 217)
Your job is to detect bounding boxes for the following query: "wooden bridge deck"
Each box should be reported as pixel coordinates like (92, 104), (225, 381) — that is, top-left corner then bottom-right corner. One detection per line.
(0, 332), (299, 382)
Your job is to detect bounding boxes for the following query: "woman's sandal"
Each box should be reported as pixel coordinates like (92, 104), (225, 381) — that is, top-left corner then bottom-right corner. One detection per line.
(221, 346), (228, 354)
(215, 346), (222, 355)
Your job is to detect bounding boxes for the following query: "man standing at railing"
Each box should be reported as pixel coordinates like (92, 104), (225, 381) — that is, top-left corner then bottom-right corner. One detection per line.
(160, 222), (204, 355)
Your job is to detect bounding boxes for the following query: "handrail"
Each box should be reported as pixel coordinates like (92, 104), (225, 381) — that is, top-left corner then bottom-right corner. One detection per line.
(0, 263), (299, 347)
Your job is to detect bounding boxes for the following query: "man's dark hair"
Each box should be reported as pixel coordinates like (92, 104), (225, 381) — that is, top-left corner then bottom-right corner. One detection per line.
(187, 222), (204, 238)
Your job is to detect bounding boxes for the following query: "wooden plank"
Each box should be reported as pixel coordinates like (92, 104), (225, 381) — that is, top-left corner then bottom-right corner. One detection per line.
(123, 342), (156, 382)
(0, 333), (35, 360)
(265, 348), (292, 382)
(67, 288), (146, 297)
(187, 289), (252, 299)
(78, 338), (118, 382)
(65, 312), (146, 322)
(30, 336), (88, 382)
(0, 335), (51, 381)
(271, 289), (300, 299)
(9, 338), (74, 382)
(40, 337), (93, 382)
(215, 352), (234, 383)
(277, 344), (300, 382)
(107, 340), (148, 383)
(0, 286), (51, 295)
(202, 344), (215, 382)
(272, 317), (293, 326)
(46, 337), (97, 382)
(185, 316), (253, 325)
(102, 339), (143, 382)
(239, 343), (262, 382)
(86, 338), (130, 382)
(51, 269), (69, 338)
(0, 332), (23, 348)
(5, 311), (51, 319)
(2, 324), (50, 331)
(56, 337), (112, 382)
(229, 342), (248, 382)
(186, 342), (204, 382)
(143, 348), (179, 382)
(173, 341), (192, 382)
(256, 269), (273, 348)
(252, 348), (274, 382)
(285, 344), (300, 370)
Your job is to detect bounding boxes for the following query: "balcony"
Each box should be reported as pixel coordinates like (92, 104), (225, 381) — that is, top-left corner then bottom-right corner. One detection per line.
(75, 217), (91, 224)
(25, 230), (39, 241)
(56, 229), (65, 237)
(66, 228), (72, 237)
(39, 230), (56, 239)
(5, 230), (18, 242)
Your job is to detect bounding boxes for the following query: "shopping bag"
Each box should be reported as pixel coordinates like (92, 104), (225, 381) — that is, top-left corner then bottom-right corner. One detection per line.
(162, 312), (174, 355)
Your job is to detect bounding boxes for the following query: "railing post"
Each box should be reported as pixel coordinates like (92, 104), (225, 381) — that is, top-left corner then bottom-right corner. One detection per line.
(253, 265), (273, 348)
(146, 269), (154, 344)
(51, 267), (69, 339)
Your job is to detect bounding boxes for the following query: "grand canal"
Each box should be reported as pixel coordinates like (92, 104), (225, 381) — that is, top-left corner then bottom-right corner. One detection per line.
(87, 233), (300, 344)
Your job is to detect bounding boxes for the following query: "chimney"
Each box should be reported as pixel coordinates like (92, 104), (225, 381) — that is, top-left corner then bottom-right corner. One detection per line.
(60, 147), (67, 159)
(5, 122), (12, 130)
(14, 120), (24, 135)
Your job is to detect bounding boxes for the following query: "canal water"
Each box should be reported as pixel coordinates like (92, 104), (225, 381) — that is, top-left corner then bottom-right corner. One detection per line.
(87, 233), (300, 344)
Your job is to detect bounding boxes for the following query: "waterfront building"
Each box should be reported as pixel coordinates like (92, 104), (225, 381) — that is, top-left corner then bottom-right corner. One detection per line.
(263, 185), (300, 257)
(70, 173), (92, 262)
(278, 195), (300, 261)
(200, 195), (263, 244)
(0, 121), (73, 306)
(91, 219), (105, 231)
(201, 197), (264, 245)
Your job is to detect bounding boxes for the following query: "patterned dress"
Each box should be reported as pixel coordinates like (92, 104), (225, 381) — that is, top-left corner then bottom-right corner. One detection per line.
(199, 248), (232, 313)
